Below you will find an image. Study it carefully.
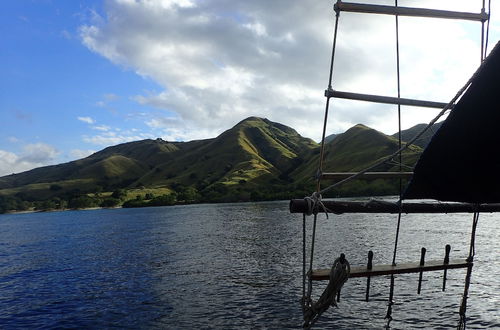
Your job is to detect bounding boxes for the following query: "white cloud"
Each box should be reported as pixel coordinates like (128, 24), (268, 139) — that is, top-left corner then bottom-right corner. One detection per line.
(96, 93), (119, 108)
(80, 0), (498, 140)
(146, 116), (217, 141)
(70, 149), (96, 159)
(19, 143), (59, 164)
(0, 150), (22, 176)
(83, 130), (155, 145)
(77, 116), (96, 124)
(0, 143), (59, 176)
(92, 124), (112, 131)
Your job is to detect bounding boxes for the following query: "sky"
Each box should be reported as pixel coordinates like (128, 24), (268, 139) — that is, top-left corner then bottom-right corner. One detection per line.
(1, 0), (499, 176)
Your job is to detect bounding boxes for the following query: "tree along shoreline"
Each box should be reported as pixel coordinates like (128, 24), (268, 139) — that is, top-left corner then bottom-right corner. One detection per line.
(1, 180), (403, 215)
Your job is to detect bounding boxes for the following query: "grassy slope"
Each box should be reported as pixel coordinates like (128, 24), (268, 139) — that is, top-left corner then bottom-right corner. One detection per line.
(292, 124), (422, 184)
(392, 122), (443, 149)
(0, 139), (181, 198)
(134, 117), (318, 190)
(0, 118), (431, 201)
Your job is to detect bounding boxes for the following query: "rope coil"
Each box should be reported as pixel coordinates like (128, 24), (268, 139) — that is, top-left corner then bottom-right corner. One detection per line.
(303, 255), (350, 329)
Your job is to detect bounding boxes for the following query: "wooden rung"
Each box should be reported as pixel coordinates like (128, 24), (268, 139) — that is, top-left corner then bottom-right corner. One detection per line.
(311, 258), (471, 280)
(325, 89), (449, 109)
(322, 172), (413, 180)
(289, 199), (500, 214)
(334, 1), (488, 22)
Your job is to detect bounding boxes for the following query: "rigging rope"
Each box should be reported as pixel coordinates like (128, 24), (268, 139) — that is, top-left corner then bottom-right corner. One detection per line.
(316, 9), (341, 193)
(458, 2), (489, 325)
(458, 211), (480, 330)
(301, 7), (341, 323)
(303, 255), (350, 329)
(386, 2), (403, 325)
(484, 0), (492, 58)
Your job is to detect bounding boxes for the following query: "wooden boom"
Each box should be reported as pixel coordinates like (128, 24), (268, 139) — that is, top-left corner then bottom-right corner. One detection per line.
(289, 199), (500, 214)
(325, 89), (449, 109)
(335, 1), (488, 22)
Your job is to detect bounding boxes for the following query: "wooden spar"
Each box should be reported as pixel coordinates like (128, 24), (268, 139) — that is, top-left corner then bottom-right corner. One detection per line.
(325, 89), (449, 109)
(311, 259), (471, 281)
(322, 172), (413, 180)
(334, 1), (488, 22)
(289, 199), (500, 214)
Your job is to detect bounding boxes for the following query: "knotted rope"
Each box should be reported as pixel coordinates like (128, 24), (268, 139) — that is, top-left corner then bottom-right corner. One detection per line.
(303, 255), (350, 329)
(303, 192), (329, 218)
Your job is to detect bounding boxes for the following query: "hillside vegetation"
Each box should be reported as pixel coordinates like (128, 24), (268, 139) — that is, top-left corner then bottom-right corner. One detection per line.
(0, 117), (431, 213)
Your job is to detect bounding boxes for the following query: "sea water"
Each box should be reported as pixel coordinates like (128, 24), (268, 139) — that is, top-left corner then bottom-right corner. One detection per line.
(0, 201), (498, 329)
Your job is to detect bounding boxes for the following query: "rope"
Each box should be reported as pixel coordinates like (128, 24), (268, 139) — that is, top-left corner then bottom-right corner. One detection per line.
(458, 3), (489, 323)
(458, 211), (480, 329)
(316, 10), (341, 193)
(484, 0), (492, 58)
(301, 9), (341, 318)
(385, 275), (395, 328)
(304, 192), (329, 218)
(303, 255), (350, 329)
(306, 214), (318, 310)
(395, 0), (402, 193)
(386, 3), (403, 325)
(302, 213), (307, 314)
(392, 0), (404, 267)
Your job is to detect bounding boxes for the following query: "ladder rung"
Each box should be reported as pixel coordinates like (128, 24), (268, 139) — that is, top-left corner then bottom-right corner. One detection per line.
(322, 172), (413, 180)
(311, 258), (471, 280)
(325, 89), (449, 109)
(335, 1), (488, 22)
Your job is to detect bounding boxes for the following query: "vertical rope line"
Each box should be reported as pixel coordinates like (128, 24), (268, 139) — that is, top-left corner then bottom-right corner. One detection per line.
(480, 0), (487, 62)
(467, 211), (480, 261)
(484, 0), (492, 58)
(385, 275), (395, 328)
(306, 215), (318, 301)
(391, 0), (403, 267)
(316, 10), (340, 192)
(386, 3), (402, 325)
(458, 211), (480, 329)
(395, 0), (402, 181)
(391, 211), (403, 265)
(302, 213), (307, 307)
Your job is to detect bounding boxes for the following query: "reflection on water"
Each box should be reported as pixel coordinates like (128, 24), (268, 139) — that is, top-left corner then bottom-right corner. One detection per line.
(0, 201), (498, 329)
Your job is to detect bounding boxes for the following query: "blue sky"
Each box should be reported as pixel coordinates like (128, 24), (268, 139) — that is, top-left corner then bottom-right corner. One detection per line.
(1, 0), (165, 174)
(1, 0), (498, 176)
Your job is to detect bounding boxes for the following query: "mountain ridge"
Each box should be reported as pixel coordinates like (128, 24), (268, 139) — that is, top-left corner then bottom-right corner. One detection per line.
(0, 117), (434, 212)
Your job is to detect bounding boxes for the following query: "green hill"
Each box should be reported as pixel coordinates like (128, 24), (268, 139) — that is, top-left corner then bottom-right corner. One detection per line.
(392, 122), (443, 149)
(0, 117), (430, 212)
(291, 124), (422, 196)
(0, 117), (318, 205)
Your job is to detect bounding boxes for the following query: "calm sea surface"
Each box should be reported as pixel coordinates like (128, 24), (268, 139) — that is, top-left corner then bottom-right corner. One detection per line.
(0, 201), (498, 329)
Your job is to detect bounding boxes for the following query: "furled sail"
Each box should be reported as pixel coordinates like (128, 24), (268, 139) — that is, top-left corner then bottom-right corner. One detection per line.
(404, 41), (500, 203)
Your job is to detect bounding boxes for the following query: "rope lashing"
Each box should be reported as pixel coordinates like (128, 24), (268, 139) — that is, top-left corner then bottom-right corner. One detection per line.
(303, 192), (329, 218)
(303, 254), (350, 329)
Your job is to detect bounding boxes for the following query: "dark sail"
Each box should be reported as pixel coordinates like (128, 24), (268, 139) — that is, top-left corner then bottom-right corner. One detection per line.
(404, 41), (500, 203)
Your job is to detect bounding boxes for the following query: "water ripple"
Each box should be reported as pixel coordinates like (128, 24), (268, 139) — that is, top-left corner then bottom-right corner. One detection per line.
(0, 203), (498, 329)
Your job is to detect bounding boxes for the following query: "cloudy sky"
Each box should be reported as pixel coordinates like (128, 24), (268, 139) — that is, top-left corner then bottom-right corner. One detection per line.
(1, 0), (499, 176)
